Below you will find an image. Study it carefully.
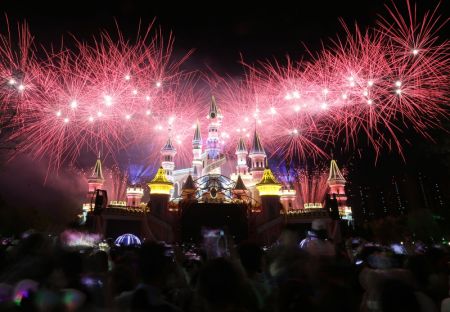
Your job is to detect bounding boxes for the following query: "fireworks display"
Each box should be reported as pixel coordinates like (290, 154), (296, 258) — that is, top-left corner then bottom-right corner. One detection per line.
(294, 168), (330, 209)
(0, 2), (448, 171)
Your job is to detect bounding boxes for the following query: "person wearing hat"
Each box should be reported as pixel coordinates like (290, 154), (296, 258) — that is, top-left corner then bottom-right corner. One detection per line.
(299, 219), (336, 257)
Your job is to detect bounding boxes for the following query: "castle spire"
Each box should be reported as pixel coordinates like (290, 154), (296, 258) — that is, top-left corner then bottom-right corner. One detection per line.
(327, 159), (351, 220)
(234, 174), (247, 191)
(161, 136), (176, 152)
(182, 174), (196, 190)
(248, 130), (266, 180)
(84, 153), (105, 217)
(87, 153), (105, 193)
(249, 130), (265, 155)
(328, 159), (346, 184)
(204, 95), (224, 174)
(161, 135), (177, 181)
(181, 174), (197, 201)
(90, 153), (104, 181)
(192, 119), (203, 178)
(193, 119), (202, 145)
(208, 95), (219, 119)
(236, 137), (247, 153)
(235, 137), (249, 175)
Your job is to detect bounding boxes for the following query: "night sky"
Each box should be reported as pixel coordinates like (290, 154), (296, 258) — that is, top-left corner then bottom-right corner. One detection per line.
(0, 0), (448, 231)
(2, 1), (448, 75)
(4, 1), (443, 74)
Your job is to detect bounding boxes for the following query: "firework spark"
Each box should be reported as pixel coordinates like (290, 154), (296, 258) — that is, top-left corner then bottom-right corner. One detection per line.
(0, 1), (448, 170)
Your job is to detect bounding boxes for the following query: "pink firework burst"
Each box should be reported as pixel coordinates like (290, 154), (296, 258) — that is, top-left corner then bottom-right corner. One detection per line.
(228, 1), (449, 161)
(3, 22), (201, 169)
(0, 1), (448, 170)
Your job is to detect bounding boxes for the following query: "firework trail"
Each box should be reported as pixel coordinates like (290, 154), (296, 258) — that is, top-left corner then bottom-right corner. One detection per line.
(0, 1), (448, 170)
(293, 167), (330, 209)
(218, 1), (449, 161)
(1, 22), (202, 169)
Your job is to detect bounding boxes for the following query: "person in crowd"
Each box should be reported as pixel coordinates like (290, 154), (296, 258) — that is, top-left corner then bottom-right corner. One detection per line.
(237, 242), (269, 309)
(0, 225), (448, 312)
(196, 257), (259, 312)
(299, 219), (336, 257)
(114, 241), (181, 311)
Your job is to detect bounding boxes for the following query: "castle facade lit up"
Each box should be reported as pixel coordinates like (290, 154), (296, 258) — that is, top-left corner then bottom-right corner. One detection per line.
(82, 97), (352, 243)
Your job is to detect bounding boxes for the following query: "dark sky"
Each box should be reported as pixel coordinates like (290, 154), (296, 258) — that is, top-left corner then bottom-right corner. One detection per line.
(3, 0), (446, 75)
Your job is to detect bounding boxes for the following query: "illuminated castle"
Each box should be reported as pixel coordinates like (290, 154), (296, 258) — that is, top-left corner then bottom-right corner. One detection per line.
(82, 96), (352, 242)
(159, 96), (281, 208)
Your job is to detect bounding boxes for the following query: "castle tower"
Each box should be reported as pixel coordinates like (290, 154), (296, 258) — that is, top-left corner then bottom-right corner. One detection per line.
(256, 165), (282, 220)
(235, 137), (249, 175)
(126, 186), (144, 208)
(181, 175), (197, 201)
(203, 96), (225, 175)
(161, 136), (176, 181)
(327, 159), (348, 217)
(88, 153), (105, 193)
(192, 120), (203, 179)
(82, 154), (106, 218)
(280, 183), (298, 212)
(249, 130), (266, 181)
(148, 167), (174, 217)
(232, 175), (249, 201)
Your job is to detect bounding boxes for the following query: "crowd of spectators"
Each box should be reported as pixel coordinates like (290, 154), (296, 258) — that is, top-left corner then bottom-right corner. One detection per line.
(0, 219), (449, 311)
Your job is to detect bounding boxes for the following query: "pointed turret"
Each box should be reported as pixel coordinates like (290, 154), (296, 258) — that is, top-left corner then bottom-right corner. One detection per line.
(232, 174), (249, 201)
(85, 154), (106, 216)
(250, 130), (265, 155)
(328, 159), (346, 184)
(234, 137), (249, 175)
(192, 120), (203, 178)
(236, 137), (247, 153)
(193, 120), (202, 145)
(90, 154), (104, 181)
(161, 136), (177, 180)
(208, 95), (219, 119)
(182, 175), (196, 190)
(249, 130), (266, 180)
(234, 175), (247, 191)
(327, 159), (350, 219)
(161, 137), (176, 152)
(181, 175), (197, 201)
(204, 95), (224, 174)
(148, 167), (173, 195)
(88, 154), (105, 192)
